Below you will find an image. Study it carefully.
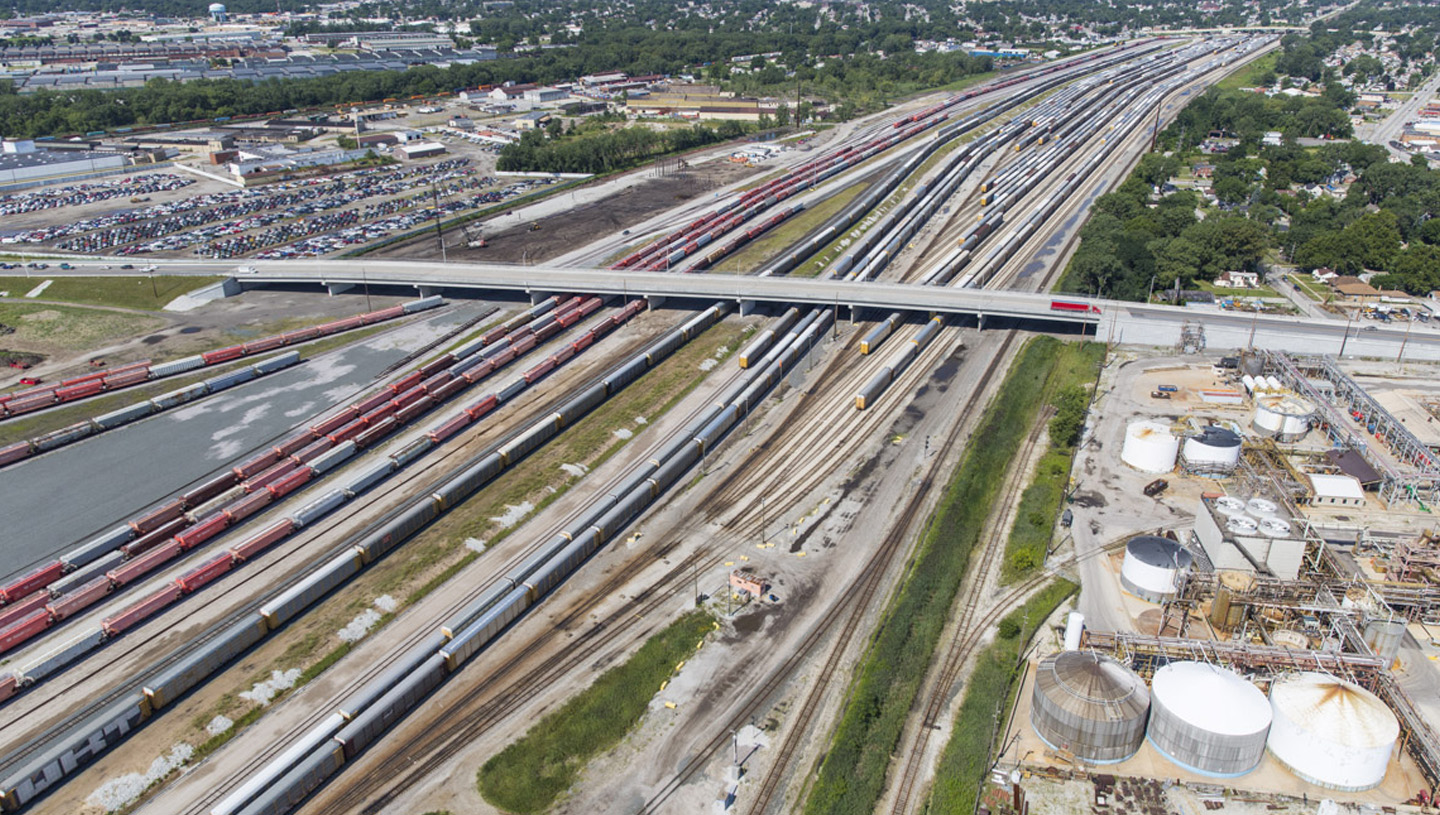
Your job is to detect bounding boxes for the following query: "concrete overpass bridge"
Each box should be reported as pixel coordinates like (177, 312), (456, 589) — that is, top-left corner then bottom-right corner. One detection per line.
(104, 258), (1440, 362)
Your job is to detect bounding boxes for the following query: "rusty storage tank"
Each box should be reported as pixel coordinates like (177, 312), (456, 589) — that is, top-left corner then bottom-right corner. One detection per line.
(1147, 661), (1271, 777)
(1268, 672), (1399, 791)
(1030, 651), (1151, 764)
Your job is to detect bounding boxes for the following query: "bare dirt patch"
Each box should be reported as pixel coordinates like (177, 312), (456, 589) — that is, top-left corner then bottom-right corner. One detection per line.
(372, 161), (758, 265)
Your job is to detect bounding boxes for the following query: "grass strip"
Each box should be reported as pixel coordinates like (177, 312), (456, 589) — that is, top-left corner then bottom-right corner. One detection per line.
(713, 181), (868, 273)
(801, 336), (1069, 815)
(1000, 340), (1105, 581)
(0, 275), (223, 311)
(477, 609), (716, 813)
(923, 578), (1078, 815)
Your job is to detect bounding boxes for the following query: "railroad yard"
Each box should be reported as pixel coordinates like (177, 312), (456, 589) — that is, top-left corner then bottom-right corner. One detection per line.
(4, 32), (1440, 815)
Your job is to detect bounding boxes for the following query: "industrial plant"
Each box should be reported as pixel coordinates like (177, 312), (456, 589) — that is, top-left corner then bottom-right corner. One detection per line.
(1004, 348), (1440, 814)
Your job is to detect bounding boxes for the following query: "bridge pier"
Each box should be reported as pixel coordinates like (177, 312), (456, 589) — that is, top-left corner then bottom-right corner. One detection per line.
(416, 285), (443, 298)
(325, 281), (356, 296)
(647, 295), (666, 311)
(977, 312), (985, 331)
(738, 298), (757, 317)
(530, 290), (554, 306)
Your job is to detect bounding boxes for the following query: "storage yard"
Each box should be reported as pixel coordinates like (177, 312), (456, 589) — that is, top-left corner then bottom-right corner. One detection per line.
(3, 34), (1440, 815)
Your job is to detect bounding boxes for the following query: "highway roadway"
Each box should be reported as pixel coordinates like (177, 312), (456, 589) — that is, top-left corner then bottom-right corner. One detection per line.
(1356, 68), (1440, 163)
(28, 255), (1440, 361)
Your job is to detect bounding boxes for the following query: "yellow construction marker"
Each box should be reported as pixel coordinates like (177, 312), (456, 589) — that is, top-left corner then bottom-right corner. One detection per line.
(740, 555), (749, 561)
(660, 680), (668, 691)
(725, 561), (735, 566)
(675, 661), (685, 671)
(664, 701), (678, 709)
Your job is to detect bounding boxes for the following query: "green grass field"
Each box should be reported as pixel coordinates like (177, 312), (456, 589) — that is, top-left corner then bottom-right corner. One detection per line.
(477, 610), (716, 813)
(0, 275), (222, 310)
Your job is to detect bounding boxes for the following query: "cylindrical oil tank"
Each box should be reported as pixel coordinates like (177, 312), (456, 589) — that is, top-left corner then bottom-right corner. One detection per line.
(1030, 651), (1150, 764)
(1182, 426), (1242, 473)
(1120, 535), (1193, 603)
(1121, 420), (1178, 474)
(1267, 672), (1398, 791)
(1252, 395), (1313, 442)
(1363, 618), (1405, 665)
(1147, 661), (1271, 777)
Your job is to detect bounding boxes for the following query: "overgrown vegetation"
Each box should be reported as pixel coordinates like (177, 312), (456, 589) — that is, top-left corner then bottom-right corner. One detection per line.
(477, 610), (715, 813)
(924, 579), (1079, 815)
(802, 336), (1074, 815)
(1002, 342), (1103, 580)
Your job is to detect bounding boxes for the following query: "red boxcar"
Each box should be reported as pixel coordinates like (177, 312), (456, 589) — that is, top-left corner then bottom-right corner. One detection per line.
(55, 380), (104, 402)
(0, 610), (50, 654)
(201, 346), (245, 365)
(183, 472), (238, 508)
(427, 414), (472, 443)
(418, 356), (454, 379)
(46, 576), (112, 621)
(233, 450), (281, 480)
(223, 490), (274, 524)
(327, 418), (368, 444)
(0, 562), (65, 604)
(0, 672), (16, 703)
(102, 584), (183, 636)
(351, 391), (391, 415)
(310, 409), (359, 438)
(292, 438), (333, 463)
(267, 467), (312, 499)
(0, 591), (51, 630)
(390, 371), (423, 395)
(122, 517), (189, 558)
(245, 459), (297, 493)
(131, 499), (185, 535)
(464, 394), (499, 421)
(229, 519), (295, 562)
(175, 554), (232, 593)
(0, 442), (32, 467)
(108, 541), (183, 587)
(273, 432), (315, 458)
(354, 417), (398, 448)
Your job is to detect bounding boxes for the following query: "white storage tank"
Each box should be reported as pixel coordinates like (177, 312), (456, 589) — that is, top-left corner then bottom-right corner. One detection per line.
(1030, 651), (1150, 764)
(1120, 535), (1193, 603)
(1181, 426), (1242, 473)
(1121, 420), (1179, 474)
(1147, 661), (1272, 777)
(1267, 672), (1398, 791)
(1252, 395), (1314, 442)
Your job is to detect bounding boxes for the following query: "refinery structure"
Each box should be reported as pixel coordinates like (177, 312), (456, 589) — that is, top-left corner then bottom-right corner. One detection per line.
(1003, 346), (1440, 814)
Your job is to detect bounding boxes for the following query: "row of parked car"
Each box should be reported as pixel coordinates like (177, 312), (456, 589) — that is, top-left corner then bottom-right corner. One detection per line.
(0, 174), (195, 218)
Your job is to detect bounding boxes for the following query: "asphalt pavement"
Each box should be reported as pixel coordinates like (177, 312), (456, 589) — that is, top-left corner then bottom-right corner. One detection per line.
(0, 303), (485, 579)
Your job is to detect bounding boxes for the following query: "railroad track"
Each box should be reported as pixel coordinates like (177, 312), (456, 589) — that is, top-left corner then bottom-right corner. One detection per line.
(173, 329), (758, 815)
(0, 312), (663, 789)
(888, 401), (1054, 815)
(628, 329), (1020, 815)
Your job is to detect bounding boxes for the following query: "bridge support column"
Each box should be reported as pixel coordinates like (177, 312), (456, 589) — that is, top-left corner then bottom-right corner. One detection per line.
(977, 312), (985, 331)
(738, 298), (757, 317)
(325, 281), (356, 296)
(530, 290), (553, 306)
(416, 285), (442, 298)
(647, 295), (666, 311)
